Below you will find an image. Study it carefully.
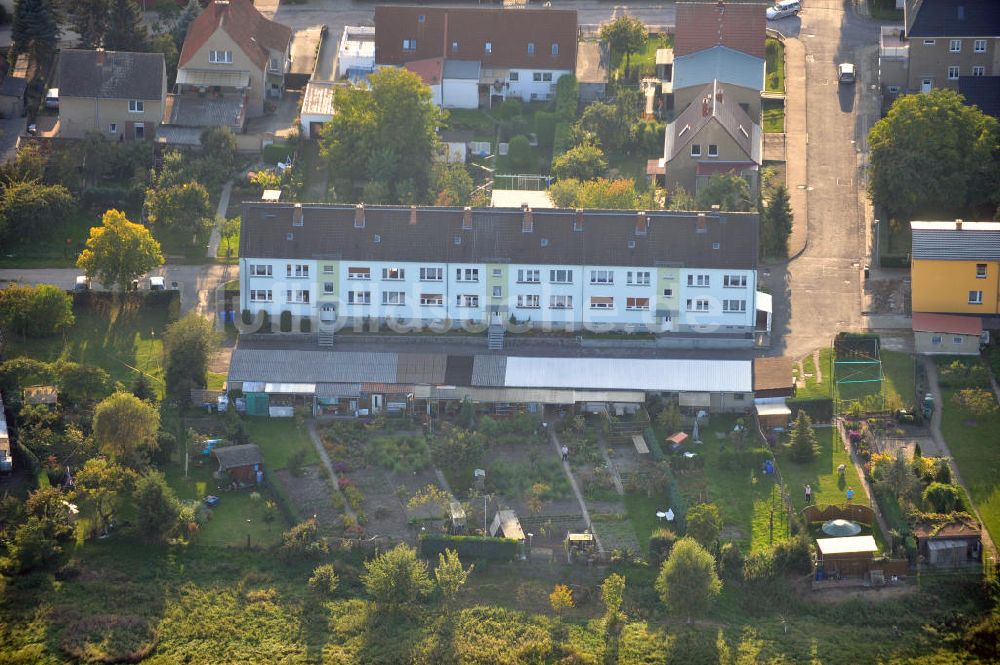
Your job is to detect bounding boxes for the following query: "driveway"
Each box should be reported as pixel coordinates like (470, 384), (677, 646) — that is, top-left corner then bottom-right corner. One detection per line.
(761, 0), (881, 360)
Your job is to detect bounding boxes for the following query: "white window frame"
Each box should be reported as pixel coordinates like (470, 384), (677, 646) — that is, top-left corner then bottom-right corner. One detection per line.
(382, 291), (406, 306)
(974, 39), (986, 53)
(287, 263), (309, 278)
(931, 335), (943, 345)
(686, 298), (709, 312)
(551, 43), (559, 56)
(456, 294), (479, 308)
(948, 65), (960, 80)
(286, 289), (310, 304)
(972, 66), (985, 76)
(626, 297), (650, 311)
(663, 288), (673, 297)
(108, 123), (117, 133)
(550, 269), (573, 284)
(533, 72), (542, 82)
(323, 264), (334, 274)
(627, 271), (651, 286)
(323, 282), (335, 294)
(518, 269), (540, 283)
(953, 336), (964, 345)
(687, 274), (710, 287)
(969, 290), (983, 304)
(249, 289), (272, 302)
(402, 39), (417, 51)
(527, 42), (535, 56)
(949, 39), (961, 52)
(209, 50), (233, 64)
(976, 264), (987, 279)
(419, 267), (443, 281)
(485, 41), (492, 54)
(456, 268), (479, 282)
(542, 72), (553, 82)
(707, 144), (719, 157)
(516, 294), (540, 309)
(549, 295), (573, 309)
(348, 266), (370, 280)
(722, 299), (747, 313)
(347, 291), (371, 305)
(420, 293), (443, 306)
(589, 296), (614, 310)
(382, 267), (405, 280)
(509, 71), (519, 81)
(128, 99), (144, 113)
(249, 264), (273, 277)
(492, 286), (502, 298)
(590, 270), (614, 285)
(690, 144), (701, 157)
(723, 274), (747, 288)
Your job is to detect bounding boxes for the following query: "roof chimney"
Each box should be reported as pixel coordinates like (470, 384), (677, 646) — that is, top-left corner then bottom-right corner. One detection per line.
(955, 219), (963, 231)
(702, 97), (710, 116)
(716, 87), (723, 104)
(696, 213), (707, 234)
(96, 48), (105, 66)
(409, 205), (418, 225)
(462, 206), (473, 230)
(292, 203), (303, 226)
(522, 205), (533, 233)
(635, 211), (648, 236)
(574, 208), (584, 232)
(354, 203), (365, 229)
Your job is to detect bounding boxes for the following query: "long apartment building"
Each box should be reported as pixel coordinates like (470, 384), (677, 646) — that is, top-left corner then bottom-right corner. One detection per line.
(238, 204), (760, 334)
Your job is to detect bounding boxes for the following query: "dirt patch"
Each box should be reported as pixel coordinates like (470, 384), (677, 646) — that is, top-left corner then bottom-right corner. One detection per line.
(867, 278), (912, 315)
(272, 465), (341, 527)
(348, 467), (422, 542)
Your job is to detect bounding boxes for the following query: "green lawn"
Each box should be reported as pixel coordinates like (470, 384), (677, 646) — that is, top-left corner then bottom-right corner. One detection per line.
(762, 98), (784, 133)
(154, 222), (214, 264)
(765, 38), (785, 94)
(938, 386), (1000, 548)
(0, 209), (97, 268)
(216, 217), (240, 262)
(795, 347), (834, 400)
(881, 350), (916, 409)
(773, 428), (866, 511)
(6, 295), (173, 394)
(241, 417), (320, 471)
(623, 491), (669, 549)
(605, 153), (651, 185)
(611, 34), (673, 81)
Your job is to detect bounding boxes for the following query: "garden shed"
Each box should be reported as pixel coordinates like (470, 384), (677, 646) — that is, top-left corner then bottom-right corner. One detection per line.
(212, 444), (264, 485)
(490, 509), (525, 542)
(913, 516), (982, 566)
(816, 535), (879, 578)
(755, 402), (791, 429)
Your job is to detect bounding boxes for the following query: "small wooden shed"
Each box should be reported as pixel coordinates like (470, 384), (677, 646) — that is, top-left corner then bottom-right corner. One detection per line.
(490, 509), (525, 542)
(212, 444), (264, 485)
(23, 385), (58, 407)
(816, 535), (879, 577)
(913, 516), (982, 566)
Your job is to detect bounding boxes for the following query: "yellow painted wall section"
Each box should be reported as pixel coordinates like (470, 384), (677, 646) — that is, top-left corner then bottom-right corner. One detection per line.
(911, 259), (1000, 314)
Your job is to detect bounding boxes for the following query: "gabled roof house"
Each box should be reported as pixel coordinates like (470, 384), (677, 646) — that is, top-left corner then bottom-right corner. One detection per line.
(374, 6), (578, 108)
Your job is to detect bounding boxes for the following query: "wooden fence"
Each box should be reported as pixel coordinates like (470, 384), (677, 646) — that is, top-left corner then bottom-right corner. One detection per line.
(801, 503), (877, 526)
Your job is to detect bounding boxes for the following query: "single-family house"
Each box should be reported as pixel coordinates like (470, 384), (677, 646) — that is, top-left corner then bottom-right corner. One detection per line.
(674, 1), (767, 61)
(879, 0), (999, 99)
(172, 0), (292, 128)
(374, 6), (578, 108)
(672, 46), (765, 121)
(910, 220), (1000, 317)
(663, 80), (763, 196)
(56, 48), (166, 140)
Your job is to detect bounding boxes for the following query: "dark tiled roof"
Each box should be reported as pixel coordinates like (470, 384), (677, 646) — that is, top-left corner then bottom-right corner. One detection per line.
(0, 75), (26, 98)
(239, 203), (760, 270)
(179, 0), (292, 71)
(213, 443), (263, 469)
(374, 6), (578, 71)
(58, 49), (164, 100)
(665, 80), (761, 162)
(905, 0), (1000, 37)
(674, 1), (767, 59)
(959, 76), (1000, 119)
(753, 357), (794, 392)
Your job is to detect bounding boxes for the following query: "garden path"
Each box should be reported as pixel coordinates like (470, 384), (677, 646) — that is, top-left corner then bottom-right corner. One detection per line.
(307, 419), (356, 520)
(548, 427), (603, 554)
(813, 349), (823, 383)
(836, 419), (891, 546)
(206, 180), (233, 259)
(596, 437), (625, 496)
(921, 358), (996, 558)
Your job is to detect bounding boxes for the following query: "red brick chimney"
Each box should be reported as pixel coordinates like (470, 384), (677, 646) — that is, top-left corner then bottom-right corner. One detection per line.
(955, 219), (963, 230)
(635, 211), (648, 235)
(521, 205), (533, 233)
(292, 203), (303, 226)
(409, 206), (418, 225)
(696, 213), (707, 233)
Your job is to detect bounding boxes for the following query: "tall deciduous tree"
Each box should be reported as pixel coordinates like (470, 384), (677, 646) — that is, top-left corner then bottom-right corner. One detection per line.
(434, 549), (473, 607)
(75, 457), (135, 536)
(599, 16), (648, 78)
(552, 143), (608, 181)
(431, 163), (474, 207)
(103, 0), (148, 51)
(11, 0), (60, 62)
(361, 543), (434, 612)
(77, 209), (164, 291)
(685, 503), (721, 550)
(163, 312), (220, 404)
(0, 180), (73, 243)
(655, 537), (722, 623)
(696, 173), (754, 211)
(92, 391), (161, 469)
(868, 89), (1000, 220)
(320, 68), (444, 202)
(144, 181), (213, 238)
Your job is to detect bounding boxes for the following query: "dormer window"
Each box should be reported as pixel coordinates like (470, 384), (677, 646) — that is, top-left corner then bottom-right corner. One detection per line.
(485, 41), (492, 54)
(209, 50), (232, 64)
(451, 41), (459, 53)
(551, 43), (559, 56)
(527, 42), (535, 56)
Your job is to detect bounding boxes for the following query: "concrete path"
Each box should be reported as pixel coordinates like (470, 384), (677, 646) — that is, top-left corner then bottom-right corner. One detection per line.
(548, 427), (603, 553)
(207, 180), (234, 260)
(782, 36), (808, 258)
(921, 358), (996, 558)
(307, 420), (356, 519)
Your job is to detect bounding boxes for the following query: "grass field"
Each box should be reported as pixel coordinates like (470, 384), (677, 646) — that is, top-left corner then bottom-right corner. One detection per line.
(765, 38), (786, 94)
(0, 209), (97, 268)
(881, 350), (916, 408)
(242, 417), (321, 471)
(762, 98), (785, 133)
(611, 34), (673, 81)
(773, 428), (866, 511)
(6, 295), (173, 394)
(794, 347), (834, 399)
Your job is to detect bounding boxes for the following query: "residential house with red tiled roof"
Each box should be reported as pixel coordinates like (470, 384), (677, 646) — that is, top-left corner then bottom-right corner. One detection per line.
(374, 6), (578, 108)
(169, 0), (291, 130)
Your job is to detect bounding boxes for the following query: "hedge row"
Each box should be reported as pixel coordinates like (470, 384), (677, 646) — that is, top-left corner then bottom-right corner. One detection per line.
(787, 397), (833, 423)
(419, 533), (520, 561)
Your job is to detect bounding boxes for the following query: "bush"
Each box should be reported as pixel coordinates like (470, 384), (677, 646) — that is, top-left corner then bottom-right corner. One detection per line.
(772, 536), (812, 575)
(648, 527), (677, 567)
(922, 482), (964, 513)
(279, 310), (292, 333)
(718, 542), (744, 582)
(279, 518), (329, 560)
(287, 448), (308, 477)
(420, 533), (520, 561)
(786, 398), (833, 423)
(717, 448), (772, 471)
(937, 359), (990, 388)
(951, 388), (997, 416)
(554, 74), (579, 120)
(507, 135), (535, 172)
(308, 563), (339, 597)
(553, 122), (573, 155)
(343, 484), (365, 511)
(534, 111), (558, 148)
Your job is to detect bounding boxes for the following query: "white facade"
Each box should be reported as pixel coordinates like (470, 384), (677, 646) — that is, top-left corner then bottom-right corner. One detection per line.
(240, 257), (756, 332)
(505, 68), (571, 101)
(337, 26), (376, 78)
(441, 78), (479, 108)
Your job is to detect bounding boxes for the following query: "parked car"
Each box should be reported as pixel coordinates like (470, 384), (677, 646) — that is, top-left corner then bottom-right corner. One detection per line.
(838, 63), (856, 84)
(766, 0), (800, 20)
(74, 275), (90, 292)
(149, 276), (165, 291)
(44, 88), (59, 109)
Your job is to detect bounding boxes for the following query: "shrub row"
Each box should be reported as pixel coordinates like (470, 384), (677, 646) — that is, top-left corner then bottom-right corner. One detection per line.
(787, 397), (833, 423)
(419, 533), (520, 561)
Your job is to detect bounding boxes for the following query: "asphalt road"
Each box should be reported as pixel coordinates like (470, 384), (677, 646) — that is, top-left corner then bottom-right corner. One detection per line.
(762, 0), (880, 360)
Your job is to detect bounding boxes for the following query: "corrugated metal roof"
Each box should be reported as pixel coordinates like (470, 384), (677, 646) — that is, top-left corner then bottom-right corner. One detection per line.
(472, 355), (507, 386)
(396, 353), (448, 384)
(264, 382), (316, 394)
(316, 383), (362, 398)
(228, 349), (398, 383)
(503, 357), (752, 393)
(673, 46), (765, 92)
(911, 221), (1000, 260)
(816, 535), (878, 556)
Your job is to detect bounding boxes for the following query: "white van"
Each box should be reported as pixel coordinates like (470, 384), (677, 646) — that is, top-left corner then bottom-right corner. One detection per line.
(767, 0), (801, 20)
(44, 88), (59, 109)
(149, 276), (165, 291)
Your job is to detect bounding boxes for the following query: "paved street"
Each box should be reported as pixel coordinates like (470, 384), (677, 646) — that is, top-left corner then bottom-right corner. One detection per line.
(762, 0), (881, 360)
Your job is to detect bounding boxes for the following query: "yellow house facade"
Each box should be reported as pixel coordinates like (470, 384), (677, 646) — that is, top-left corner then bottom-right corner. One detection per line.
(910, 220), (1000, 315)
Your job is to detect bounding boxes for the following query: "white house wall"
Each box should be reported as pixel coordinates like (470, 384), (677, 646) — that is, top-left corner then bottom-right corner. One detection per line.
(240, 257), (756, 332)
(441, 78), (479, 108)
(506, 69), (571, 102)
